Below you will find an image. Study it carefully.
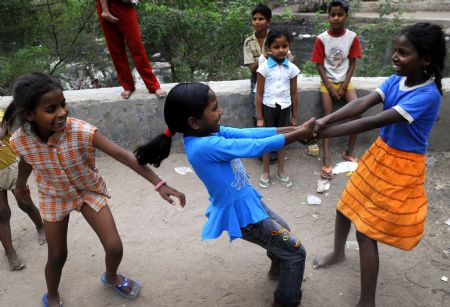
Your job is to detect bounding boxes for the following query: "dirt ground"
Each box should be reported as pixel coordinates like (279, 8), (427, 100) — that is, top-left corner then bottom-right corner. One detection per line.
(0, 145), (449, 307)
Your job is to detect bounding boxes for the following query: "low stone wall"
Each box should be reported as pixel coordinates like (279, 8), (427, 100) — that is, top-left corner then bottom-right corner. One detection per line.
(1, 77), (449, 153)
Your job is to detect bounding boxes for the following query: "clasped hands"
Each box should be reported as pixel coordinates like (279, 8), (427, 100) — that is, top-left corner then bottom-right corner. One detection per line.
(293, 117), (326, 144)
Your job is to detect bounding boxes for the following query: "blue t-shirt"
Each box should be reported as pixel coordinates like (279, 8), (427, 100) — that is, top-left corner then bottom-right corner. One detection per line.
(183, 126), (285, 241)
(375, 75), (441, 154)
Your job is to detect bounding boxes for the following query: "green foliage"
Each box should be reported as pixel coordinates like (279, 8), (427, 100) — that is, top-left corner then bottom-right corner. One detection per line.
(300, 61), (317, 77)
(0, 0), (111, 92)
(139, 0), (258, 82)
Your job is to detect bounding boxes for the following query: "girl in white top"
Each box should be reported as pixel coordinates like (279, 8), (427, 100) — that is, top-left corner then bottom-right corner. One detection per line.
(256, 27), (300, 189)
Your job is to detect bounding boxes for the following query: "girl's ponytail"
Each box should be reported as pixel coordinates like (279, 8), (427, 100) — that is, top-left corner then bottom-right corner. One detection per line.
(134, 128), (175, 167)
(135, 82), (211, 167)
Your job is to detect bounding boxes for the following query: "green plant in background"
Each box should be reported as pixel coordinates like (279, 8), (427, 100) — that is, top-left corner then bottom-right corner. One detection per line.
(140, 0), (262, 82)
(0, 0), (112, 93)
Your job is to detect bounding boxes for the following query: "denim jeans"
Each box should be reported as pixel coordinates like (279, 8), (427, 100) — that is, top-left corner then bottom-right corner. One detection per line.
(241, 202), (306, 306)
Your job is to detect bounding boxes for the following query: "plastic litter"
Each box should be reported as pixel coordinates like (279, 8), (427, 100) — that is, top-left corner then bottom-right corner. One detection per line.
(307, 195), (321, 205)
(316, 179), (330, 193)
(174, 166), (193, 175)
(441, 276), (448, 282)
(332, 161), (358, 174)
(346, 241), (359, 250)
(445, 218), (450, 226)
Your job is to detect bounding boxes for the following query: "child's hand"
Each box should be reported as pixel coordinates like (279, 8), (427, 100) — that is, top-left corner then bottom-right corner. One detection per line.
(337, 86), (346, 100)
(290, 117), (298, 127)
(158, 184), (186, 208)
(101, 11), (119, 23)
(296, 117), (316, 144)
(328, 87), (340, 102)
(256, 118), (265, 127)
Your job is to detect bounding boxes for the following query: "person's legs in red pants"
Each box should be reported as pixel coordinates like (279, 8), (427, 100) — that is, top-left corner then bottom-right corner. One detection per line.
(97, 1), (135, 98)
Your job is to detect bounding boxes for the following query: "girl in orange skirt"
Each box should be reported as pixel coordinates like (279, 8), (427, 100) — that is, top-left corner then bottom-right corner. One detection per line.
(310, 23), (447, 307)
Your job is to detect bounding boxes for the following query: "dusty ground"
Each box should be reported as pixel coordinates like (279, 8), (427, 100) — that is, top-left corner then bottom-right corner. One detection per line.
(0, 144), (449, 307)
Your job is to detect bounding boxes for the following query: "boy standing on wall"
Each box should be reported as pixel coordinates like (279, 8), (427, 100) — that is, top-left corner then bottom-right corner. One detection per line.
(311, 0), (362, 179)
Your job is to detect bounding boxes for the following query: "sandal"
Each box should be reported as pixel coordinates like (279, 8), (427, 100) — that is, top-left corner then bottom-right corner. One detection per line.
(42, 294), (63, 307)
(342, 152), (358, 163)
(276, 175), (292, 187)
(320, 165), (333, 179)
(259, 174), (270, 188)
(100, 272), (140, 299)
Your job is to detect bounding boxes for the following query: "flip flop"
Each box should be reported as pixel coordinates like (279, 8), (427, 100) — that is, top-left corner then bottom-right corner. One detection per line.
(320, 165), (333, 179)
(342, 152), (358, 163)
(276, 175), (292, 187)
(100, 272), (140, 299)
(259, 174), (270, 188)
(42, 294), (63, 307)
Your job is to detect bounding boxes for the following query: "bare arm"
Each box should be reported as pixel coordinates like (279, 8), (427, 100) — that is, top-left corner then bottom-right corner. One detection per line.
(316, 91), (383, 129)
(290, 76), (298, 126)
(318, 108), (404, 139)
(256, 73), (265, 127)
(247, 63), (259, 74)
(13, 158), (33, 203)
(317, 63), (339, 102)
(93, 131), (186, 207)
(342, 58), (356, 90)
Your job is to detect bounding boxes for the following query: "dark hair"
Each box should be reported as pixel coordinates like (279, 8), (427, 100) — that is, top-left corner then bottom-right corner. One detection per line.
(399, 23), (447, 95)
(328, 0), (349, 14)
(5, 72), (63, 127)
(135, 83), (211, 167)
(265, 26), (292, 48)
(252, 3), (272, 20)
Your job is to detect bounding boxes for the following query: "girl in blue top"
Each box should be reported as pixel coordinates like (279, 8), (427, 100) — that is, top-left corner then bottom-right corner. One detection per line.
(135, 83), (314, 307)
(308, 23), (446, 307)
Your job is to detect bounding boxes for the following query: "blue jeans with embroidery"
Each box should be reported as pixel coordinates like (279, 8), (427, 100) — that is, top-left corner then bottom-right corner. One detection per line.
(241, 202), (306, 306)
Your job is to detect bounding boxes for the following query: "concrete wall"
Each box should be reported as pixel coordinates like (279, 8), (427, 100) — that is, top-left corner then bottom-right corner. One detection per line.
(1, 77), (449, 153)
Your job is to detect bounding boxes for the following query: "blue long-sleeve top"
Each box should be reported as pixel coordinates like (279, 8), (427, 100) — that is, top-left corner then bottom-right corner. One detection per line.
(183, 126), (285, 241)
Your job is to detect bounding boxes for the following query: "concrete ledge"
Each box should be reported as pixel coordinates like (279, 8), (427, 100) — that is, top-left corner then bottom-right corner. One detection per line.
(1, 77), (449, 152)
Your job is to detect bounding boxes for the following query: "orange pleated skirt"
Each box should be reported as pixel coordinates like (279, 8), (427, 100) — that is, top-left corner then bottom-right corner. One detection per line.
(337, 137), (427, 251)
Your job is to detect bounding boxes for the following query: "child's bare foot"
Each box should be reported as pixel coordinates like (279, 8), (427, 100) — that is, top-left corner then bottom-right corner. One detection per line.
(342, 150), (358, 163)
(6, 251), (25, 271)
(268, 259), (281, 280)
(312, 251), (345, 269)
(120, 90), (133, 99)
(155, 88), (167, 98)
(37, 227), (46, 245)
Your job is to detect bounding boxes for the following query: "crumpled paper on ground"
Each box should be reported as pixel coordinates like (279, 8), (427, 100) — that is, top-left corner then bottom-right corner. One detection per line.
(332, 161), (358, 174)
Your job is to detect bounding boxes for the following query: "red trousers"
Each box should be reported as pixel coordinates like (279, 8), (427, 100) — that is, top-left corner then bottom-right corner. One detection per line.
(96, 0), (160, 92)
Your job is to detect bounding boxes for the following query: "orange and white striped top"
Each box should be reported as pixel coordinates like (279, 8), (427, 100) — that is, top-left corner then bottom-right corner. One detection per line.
(10, 117), (110, 222)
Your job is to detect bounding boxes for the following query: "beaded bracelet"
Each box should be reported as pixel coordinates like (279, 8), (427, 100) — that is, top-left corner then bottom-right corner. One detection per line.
(154, 180), (167, 191)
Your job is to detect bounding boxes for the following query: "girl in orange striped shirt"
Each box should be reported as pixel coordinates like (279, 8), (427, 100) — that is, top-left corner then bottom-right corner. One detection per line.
(6, 72), (185, 307)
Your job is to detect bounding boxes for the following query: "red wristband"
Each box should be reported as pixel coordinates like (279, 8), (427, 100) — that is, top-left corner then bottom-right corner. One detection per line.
(154, 180), (167, 191)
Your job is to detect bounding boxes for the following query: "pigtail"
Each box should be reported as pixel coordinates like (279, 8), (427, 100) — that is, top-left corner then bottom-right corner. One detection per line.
(134, 128), (174, 167)
(434, 68), (443, 95)
(2, 100), (17, 129)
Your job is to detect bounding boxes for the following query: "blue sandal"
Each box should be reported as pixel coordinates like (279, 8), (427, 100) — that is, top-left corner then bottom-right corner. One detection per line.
(42, 294), (63, 307)
(100, 272), (140, 299)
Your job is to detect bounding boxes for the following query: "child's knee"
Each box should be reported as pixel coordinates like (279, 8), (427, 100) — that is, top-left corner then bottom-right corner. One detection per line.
(0, 207), (12, 223)
(105, 240), (123, 259)
(48, 249), (68, 269)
